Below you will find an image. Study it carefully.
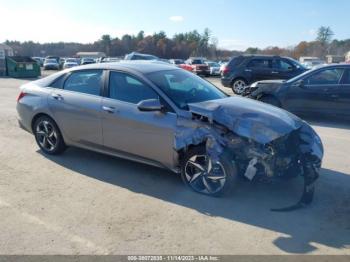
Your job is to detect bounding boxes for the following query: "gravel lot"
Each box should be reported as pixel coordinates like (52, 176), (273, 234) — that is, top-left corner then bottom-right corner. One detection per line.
(0, 71), (349, 255)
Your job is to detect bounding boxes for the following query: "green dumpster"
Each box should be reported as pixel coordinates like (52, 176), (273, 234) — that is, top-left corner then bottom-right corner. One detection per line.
(6, 56), (41, 78)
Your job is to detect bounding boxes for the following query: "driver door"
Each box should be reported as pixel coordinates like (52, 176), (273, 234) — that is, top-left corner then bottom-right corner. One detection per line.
(284, 68), (345, 114)
(101, 71), (177, 167)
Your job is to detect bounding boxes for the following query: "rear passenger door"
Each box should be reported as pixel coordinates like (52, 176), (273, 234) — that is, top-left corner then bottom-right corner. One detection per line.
(101, 71), (177, 167)
(246, 58), (273, 82)
(48, 70), (104, 146)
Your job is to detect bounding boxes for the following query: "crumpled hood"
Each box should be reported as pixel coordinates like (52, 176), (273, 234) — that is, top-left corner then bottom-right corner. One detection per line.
(246, 80), (285, 95)
(188, 96), (304, 144)
(252, 79), (285, 85)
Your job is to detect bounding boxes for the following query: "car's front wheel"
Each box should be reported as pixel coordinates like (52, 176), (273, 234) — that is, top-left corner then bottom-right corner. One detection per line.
(34, 116), (66, 155)
(231, 78), (247, 95)
(181, 147), (238, 197)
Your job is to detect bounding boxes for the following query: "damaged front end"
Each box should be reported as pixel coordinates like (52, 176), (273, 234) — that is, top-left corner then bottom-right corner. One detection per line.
(175, 97), (323, 211)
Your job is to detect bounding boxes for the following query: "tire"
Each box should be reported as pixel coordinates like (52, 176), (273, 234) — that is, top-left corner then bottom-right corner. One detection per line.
(259, 95), (281, 107)
(231, 78), (248, 95)
(33, 116), (66, 155)
(181, 146), (238, 197)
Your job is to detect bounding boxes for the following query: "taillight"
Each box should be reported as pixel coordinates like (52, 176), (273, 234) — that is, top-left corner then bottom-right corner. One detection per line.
(17, 91), (26, 102)
(222, 66), (230, 74)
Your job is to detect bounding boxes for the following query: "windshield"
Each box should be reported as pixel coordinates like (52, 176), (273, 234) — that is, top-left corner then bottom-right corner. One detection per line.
(207, 62), (220, 67)
(133, 54), (158, 60)
(192, 59), (204, 64)
(65, 59), (76, 63)
(147, 69), (227, 110)
(286, 67), (318, 83)
(45, 59), (57, 63)
(287, 58), (306, 70)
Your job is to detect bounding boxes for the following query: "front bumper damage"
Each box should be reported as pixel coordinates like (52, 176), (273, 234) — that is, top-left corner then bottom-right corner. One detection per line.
(174, 97), (323, 211)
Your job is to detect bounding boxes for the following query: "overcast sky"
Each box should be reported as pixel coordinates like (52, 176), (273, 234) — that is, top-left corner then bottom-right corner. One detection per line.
(0, 0), (349, 51)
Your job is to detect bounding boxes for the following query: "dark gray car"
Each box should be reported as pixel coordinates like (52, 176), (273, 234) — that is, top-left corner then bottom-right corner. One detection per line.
(243, 64), (350, 118)
(16, 61), (323, 204)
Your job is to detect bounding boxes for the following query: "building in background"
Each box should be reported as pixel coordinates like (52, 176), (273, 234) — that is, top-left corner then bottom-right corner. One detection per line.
(0, 43), (14, 76)
(76, 52), (106, 59)
(345, 51), (350, 62)
(325, 55), (344, 64)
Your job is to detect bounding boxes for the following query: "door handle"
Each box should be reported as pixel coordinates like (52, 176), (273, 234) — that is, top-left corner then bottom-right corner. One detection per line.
(51, 93), (63, 100)
(102, 106), (115, 113)
(244, 69), (252, 72)
(271, 71), (279, 74)
(330, 94), (339, 98)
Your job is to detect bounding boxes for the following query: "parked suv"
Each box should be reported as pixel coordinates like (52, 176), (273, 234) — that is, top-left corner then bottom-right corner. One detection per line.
(221, 55), (307, 94)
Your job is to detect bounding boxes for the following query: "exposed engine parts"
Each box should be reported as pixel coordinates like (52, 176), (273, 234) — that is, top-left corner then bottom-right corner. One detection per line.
(174, 98), (324, 211)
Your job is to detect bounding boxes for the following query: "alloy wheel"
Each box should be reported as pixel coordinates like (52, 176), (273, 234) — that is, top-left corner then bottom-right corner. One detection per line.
(35, 120), (58, 152)
(184, 154), (227, 194)
(232, 80), (247, 94)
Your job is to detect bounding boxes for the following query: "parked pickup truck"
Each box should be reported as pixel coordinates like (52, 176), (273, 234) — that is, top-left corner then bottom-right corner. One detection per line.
(179, 57), (210, 76)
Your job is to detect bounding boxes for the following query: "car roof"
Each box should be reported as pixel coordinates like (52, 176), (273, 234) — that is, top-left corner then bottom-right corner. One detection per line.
(68, 60), (179, 74)
(239, 54), (289, 59)
(313, 63), (350, 69)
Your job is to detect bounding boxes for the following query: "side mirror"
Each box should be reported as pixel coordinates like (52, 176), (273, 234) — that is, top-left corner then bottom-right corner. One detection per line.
(137, 99), (164, 112)
(296, 80), (306, 89)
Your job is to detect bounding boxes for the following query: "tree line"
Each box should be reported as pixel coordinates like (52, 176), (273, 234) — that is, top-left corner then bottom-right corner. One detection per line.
(4, 26), (350, 60)
(246, 27), (350, 59)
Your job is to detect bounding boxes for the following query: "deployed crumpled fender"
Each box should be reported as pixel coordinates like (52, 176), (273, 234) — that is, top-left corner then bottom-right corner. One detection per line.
(174, 97), (323, 211)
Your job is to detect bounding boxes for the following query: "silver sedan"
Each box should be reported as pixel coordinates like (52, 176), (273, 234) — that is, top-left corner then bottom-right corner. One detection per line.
(16, 61), (323, 201)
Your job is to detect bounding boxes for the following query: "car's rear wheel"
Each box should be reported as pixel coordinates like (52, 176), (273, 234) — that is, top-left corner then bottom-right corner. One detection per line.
(34, 116), (66, 155)
(231, 79), (247, 95)
(259, 95), (281, 107)
(181, 146), (238, 197)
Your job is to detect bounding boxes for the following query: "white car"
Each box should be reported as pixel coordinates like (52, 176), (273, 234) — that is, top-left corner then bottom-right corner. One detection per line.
(205, 61), (221, 76)
(63, 58), (79, 69)
(301, 60), (325, 69)
(99, 57), (121, 63)
(219, 62), (228, 75)
(43, 59), (59, 70)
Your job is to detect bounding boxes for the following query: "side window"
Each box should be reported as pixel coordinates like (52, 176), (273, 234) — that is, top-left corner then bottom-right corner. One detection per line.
(63, 70), (102, 96)
(50, 74), (66, 88)
(247, 59), (271, 68)
(342, 69), (350, 84)
(306, 68), (344, 85)
(275, 59), (294, 71)
(109, 71), (158, 104)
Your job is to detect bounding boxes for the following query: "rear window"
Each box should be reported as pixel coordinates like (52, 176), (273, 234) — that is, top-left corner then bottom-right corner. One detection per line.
(192, 59), (203, 64)
(228, 56), (245, 67)
(247, 58), (272, 68)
